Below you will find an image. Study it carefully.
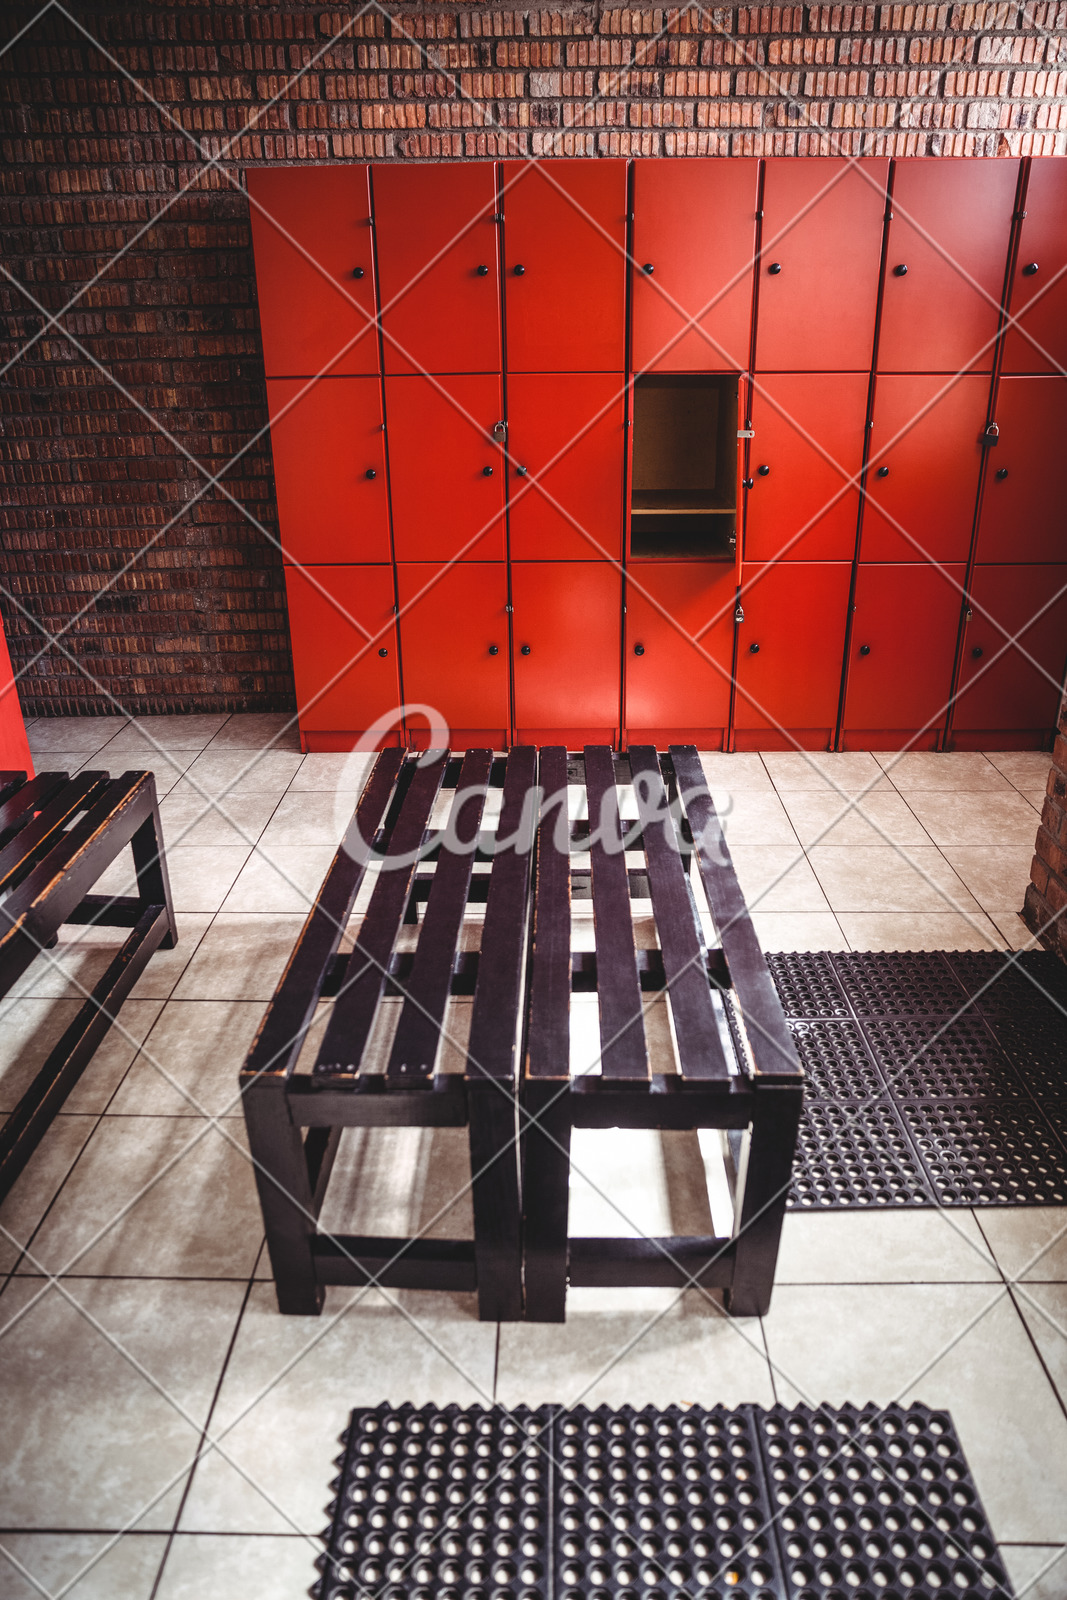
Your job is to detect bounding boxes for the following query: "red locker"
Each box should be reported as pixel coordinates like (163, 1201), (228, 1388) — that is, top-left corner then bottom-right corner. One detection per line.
(877, 159), (1018, 374)
(285, 565), (400, 747)
(953, 564), (1067, 747)
(373, 165), (502, 376)
(974, 377), (1067, 564)
(744, 373), (867, 563)
(623, 564), (735, 746)
(733, 563), (851, 749)
(511, 563), (622, 743)
(396, 564), (510, 747)
(384, 374), (506, 563)
(502, 161), (627, 372)
(755, 159), (888, 372)
(631, 160), (758, 374)
(266, 377), (391, 566)
(1002, 160), (1067, 376)
(842, 563), (966, 748)
(247, 167), (378, 378)
(862, 374), (989, 564)
(507, 374), (625, 562)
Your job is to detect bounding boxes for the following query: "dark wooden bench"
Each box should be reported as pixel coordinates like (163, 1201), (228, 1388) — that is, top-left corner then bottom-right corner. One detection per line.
(242, 745), (803, 1321)
(0, 768), (177, 1204)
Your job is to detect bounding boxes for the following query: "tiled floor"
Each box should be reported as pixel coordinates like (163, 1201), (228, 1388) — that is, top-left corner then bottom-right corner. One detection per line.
(2, 716), (1064, 1599)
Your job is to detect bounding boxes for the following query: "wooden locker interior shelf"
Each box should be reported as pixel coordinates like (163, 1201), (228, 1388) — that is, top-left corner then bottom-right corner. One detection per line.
(630, 373), (738, 559)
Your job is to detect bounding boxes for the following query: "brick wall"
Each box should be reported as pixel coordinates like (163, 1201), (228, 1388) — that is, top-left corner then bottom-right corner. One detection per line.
(1, 0), (1065, 715)
(1025, 698), (1067, 961)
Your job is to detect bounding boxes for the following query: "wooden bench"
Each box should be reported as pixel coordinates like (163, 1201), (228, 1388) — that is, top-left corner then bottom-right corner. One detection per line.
(242, 746), (803, 1322)
(0, 768), (177, 1204)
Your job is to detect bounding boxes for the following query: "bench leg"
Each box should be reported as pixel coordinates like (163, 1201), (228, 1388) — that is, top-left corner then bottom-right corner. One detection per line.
(521, 1080), (572, 1323)
(242, 1076), (324, 1315)
(468, 1079), (523, 1322)
(130, 804), (178, 949)
(725, 1086), (802, 1318)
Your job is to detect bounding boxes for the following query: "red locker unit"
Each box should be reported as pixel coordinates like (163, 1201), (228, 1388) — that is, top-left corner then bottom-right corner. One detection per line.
(247, 167), (379, 378)
(743, 373), (867, 563)
(384, 374), (506, 563)
(373, 165), (502, 376)
(733, 564), (852, 749)
(842, 563), (966, 749)
(507, 374), (625, 562)
(861, 374), (989, 564)
(511, 563), (622, 745)
(265, 377), (392, 566)
(395, 565), (510, 748)
(631, 160), (759, 374)
(953, 565), (1067, 748)
(1000, 160), (1067, 377)
(974, 377), (1067, 565)
(877, 160), (1018, 374)
(502, 161), (627, 372)
(755, 159), (888, 372)
(285, 565), (400, 749)
(623, 564), (736, 747)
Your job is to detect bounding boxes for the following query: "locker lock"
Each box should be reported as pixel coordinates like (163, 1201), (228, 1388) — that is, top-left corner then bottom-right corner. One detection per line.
(476, 264), (489, 276)
(858, 644), (871, 656)
(520, 644), (531, 655)
(513, 264), (526, 276)
(352, 267), (365, 279)
(378, 647), (389, 657)
(972, 645), (984, 658)
(876, 466), (890, 478)
(483, 465), (494, 476)
(642, 263), (654, 274)
(995, 467), (1009, 480)
(893, 263), (908, 277)
(734, 604), (745, 623)
(492, 421), (508, 443)
(767, 262), (782, 275)
(488, 644), (499, 656)
(748, 642), (759, 653)
(1023, 262), (1039, 276)
(757, 464), (770, 476)
(365, 469), (376, 480)
(633, 643), (645, 655)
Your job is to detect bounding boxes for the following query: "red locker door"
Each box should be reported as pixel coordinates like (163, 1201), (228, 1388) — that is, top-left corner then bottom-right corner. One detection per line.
(247, 168), (378, 377)
(384, 375), (506, 563)
(624, 564), (735, 746)
(502, 161), (627, 372)
(508, 374), (625, 562)
(877, 160), (1018, 374)
(396, 564), (510, 747)
(285, 565), (400, 745)
(755, 159), (888, 372)
(631, 160), (758, 374)
(1002, 160), (1067, 375)
(744, 373), (867, 563)
(733, 564), (851, 749)
(954, 564), (1067, 746)
(266, 377), (391, 566)
(842, 563), (966, 747)
(862, 374), (989, 564)
(373, 165), (502, 376)
(975, 377), (1067, 564)
(511, 563), (622, 742)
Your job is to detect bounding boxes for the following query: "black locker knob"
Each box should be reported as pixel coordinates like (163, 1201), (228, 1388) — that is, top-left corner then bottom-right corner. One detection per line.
(476, 264), (489, 276)
(893, 263), (908, 277)
(488, 644), (499, 656)
(972, 645), (984, 658)
(483, 465), (493, 476)
(378, 647), (388, 657)
(642, 263), (654, 274)
(365, 468), (376, 480)
(352, 267), (365, 279)
(995, 467), (1009, 480)
(513, 264), (525, 276)
(859, 643), (871, 655)
(748, 642), (760, 653)
(743, 477), (754, 489)
(1023, 262), (1039, 276)
(757, 464), (770, 476)
(633, 643), (645, 655)
(520, 643), (531, 655)
(768, 262), (782, 275)
(515, 465), (528, 476)
(876, 466), (890, 478)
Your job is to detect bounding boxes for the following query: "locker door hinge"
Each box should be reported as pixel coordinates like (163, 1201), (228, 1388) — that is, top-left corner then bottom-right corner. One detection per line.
(737, 428), (755, 439)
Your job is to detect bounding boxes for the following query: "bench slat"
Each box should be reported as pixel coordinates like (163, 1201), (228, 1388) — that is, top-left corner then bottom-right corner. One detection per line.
(585, 744), (648, 1081)
(0, 773), (110, 893)
(526, 746), (572, 1081)
(0, 772), (69, 848)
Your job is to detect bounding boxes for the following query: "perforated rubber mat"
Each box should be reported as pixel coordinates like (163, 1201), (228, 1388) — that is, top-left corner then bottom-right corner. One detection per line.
(315, 1401), (1014, 1600)
(766, 950), (1067, 1209)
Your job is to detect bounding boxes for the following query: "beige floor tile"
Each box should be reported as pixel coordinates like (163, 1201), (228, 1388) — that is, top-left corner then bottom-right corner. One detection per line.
(258, 788), (363, 849)
(991, 910), (1043, 951)
(748, 911), (849, 951)
(1013, 1283), (1067, 1409)
(28, 717), (130, 753)
(0, 996), (163, 1113)
(726, 846), (832, 913)
(157, 847), (253, 914)
(905, 788), (1043, 847)
(942, 844), (1035, 912)
(976, 1209), (1067, 1282)
(158, 790), (279, 850)
(762, 1284), (1067, 1543)
(108, 1000), (268, 1118)
(155, 1535), (315, 1599)
(129, 913), (214, 999)
(97, 750), (197, 796)
(986, 750), (1056, 790)
(1021, 788), (1048, 811)
(318, 1124), (475, 1241)
(763, 751), (891, 793)
(878, 751), (1013, 791)
(23, 1117), (263, 1278)
(182, 748), (304, 798)
(2, 914), (212, 1003)
(16, 749), (90, 779)
(780, 788), (933, 848)
(836, 911), (1004, 950)
(170, 914), (304, 1002)
(807, 845), (982, 915)
(178, 1285), (497, 1534)
(290, 750), (378, 792)
(0, 1114), (97, 1275)
(221, 845), (336, 914)
(1001, 1543), (1067, 1600)
(697, 752), (774, 792)
(0, 1277), (245, 1530)
(0, 1532), (166, 1600)
(774, 1209), (998, 1285)
(204, 713), (301, 751)
(715, 789), (799, 847)
(103, 715), (230, 752)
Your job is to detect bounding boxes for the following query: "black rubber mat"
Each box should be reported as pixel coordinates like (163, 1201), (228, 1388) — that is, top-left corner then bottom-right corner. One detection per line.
(315, 1401), (1014, 1600)
(767, 950), (1067, 1209)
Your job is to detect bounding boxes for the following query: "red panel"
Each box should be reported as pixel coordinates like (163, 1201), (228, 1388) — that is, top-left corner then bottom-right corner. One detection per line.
(0, 613), (32, 775)
(953, 564), (1067, 740)
(755, 159), (888, 372)
(975, 377), (1067, 564)
(285, 565), (400, 738)
(623, 564), (735, 744)
(511, 563), (622, 740)
(744, 373), (867, 562)
(396, 564), (509, 744)
(385, 375), (506, 563)
(862, 374), (988, 564)
(502, 161), (627, 372)
(877, 159), (1018, 374)
(631, 160), (758, 374)
(247, 167), (378, 378)
(266, 378), (391, 566)
(373, 165), (501, 376)
(734, 563), (851, 745)
(842, 563), (966, 743)
(1002, 160), (1067, 375)
(508, 374), (625, 561)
